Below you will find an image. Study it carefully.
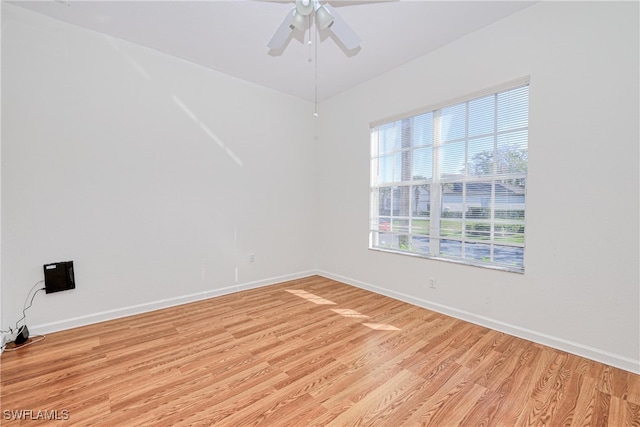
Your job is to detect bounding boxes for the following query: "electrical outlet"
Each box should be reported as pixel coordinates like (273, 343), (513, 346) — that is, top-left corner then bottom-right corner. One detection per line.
(429, 277), (436, 289)
(248, 253), (256, 263)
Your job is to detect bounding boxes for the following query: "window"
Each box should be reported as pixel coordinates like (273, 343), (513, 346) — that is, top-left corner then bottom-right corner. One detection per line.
(370, 81), (529, 272)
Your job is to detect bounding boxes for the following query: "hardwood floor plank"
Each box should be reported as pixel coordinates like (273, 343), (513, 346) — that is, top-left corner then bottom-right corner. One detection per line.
(2, 275), (638, 426)
(323, 368), (417, 427)
(400, 362), (475, 426)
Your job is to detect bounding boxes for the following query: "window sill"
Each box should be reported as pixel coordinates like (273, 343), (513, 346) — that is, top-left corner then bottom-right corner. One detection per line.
(368, 247), (525, 274)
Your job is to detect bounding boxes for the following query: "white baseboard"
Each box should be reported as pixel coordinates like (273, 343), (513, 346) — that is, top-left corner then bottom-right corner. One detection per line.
(26, 269), (640, 375)
(317, 270), (640, 375)
(30, 270), (318, 336)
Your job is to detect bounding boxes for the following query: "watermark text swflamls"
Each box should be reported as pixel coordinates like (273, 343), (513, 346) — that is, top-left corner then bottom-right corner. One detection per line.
(3, 409), (70, 421)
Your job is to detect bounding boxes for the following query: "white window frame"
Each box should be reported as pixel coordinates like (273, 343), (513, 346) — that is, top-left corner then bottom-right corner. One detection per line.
(369, 78), (529, 273)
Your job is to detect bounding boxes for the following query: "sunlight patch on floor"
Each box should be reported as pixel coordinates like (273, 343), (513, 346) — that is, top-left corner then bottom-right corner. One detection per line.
(362, 323), (401, 331)
(330, 309), (370, 319)
(285, 290), (400, 331)
(285, 290), (337, 305)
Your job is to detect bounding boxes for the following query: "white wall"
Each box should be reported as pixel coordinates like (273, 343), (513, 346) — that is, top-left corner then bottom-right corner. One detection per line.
(317, 1), (640, 373)
(1, 4), (317, 334)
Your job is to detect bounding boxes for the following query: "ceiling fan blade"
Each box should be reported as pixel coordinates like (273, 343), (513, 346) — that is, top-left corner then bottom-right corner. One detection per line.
(268, 8), (296, 50)
(323, 4), (361, 50)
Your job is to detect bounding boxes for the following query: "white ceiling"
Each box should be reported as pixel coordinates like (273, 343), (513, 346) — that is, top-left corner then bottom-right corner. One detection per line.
(9, 0), (536, 102)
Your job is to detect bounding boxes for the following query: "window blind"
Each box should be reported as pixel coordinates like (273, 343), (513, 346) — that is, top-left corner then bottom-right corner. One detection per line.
(370, 81), (529, 272)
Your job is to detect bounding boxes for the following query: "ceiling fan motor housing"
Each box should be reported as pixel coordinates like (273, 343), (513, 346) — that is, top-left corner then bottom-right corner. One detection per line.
(295, 0), (314, 16)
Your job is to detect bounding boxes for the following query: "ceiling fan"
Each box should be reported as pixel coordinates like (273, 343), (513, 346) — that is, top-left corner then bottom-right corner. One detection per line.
(268, 0), (362, 51)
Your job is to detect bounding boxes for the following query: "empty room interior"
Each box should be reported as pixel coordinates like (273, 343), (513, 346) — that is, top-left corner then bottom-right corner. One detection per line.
(1, 0), (639, 425)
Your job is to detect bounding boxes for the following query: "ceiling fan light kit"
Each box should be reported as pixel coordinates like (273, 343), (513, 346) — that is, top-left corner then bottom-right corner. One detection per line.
(266, 0), (364, 119)
(290, 12), (307, 31)
(267, 0), (360, 52)
(315, 5), (334, 30)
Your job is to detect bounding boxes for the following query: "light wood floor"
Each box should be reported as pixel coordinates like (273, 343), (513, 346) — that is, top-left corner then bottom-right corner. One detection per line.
(2, 276), (639, 426)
